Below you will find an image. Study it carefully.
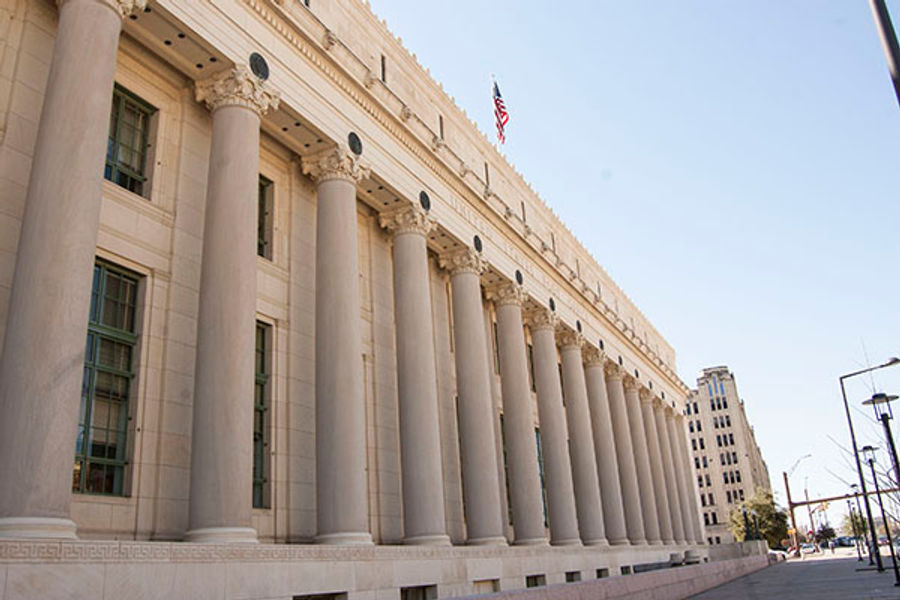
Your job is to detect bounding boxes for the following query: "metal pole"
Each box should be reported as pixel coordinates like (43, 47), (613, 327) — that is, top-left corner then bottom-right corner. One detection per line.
(869, 458), (900, 586)
(855, 491), (873, 563)
(881, 413), (900, 487)
(784, 471), (799, 552)
(849, 499), (863, 561)
(806, 487), (818, 551)
(842, 375), (884, 571)
(869, 0), (900, 108)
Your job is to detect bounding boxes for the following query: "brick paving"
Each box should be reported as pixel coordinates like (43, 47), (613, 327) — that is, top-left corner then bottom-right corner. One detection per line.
(690, 549), (900, 599)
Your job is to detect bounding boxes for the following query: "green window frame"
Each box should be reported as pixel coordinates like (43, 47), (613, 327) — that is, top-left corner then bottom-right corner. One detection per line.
(105, 85), (156, 196)
(258, 176), (274, 259)
(253, 321), (271, 508)
(73, 261), (139, 496)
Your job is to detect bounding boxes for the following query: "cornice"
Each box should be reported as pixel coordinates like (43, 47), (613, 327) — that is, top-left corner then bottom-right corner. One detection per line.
(301, 147), (370, 184)
(195, 65), (280, 116)
(438, 248), (484, 277)
(485, 282), (525, 308)
(379, 204), (433, 237)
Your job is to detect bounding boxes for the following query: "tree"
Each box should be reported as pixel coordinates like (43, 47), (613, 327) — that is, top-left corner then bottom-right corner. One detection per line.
(840, 512), (868, 537)
(727, 488), (789, 548)
(817, 524), (836, 542)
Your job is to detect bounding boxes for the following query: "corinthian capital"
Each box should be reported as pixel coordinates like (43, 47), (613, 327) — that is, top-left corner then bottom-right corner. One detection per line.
(59, 0), (147, 18)
(557, 328), (584, 350)
(302, 147), (370, 184)
(195, 65), (280, 116)
(582, 345), (605, 367)
(603, 360), (622, 380)
(622, 374), (638, 392)
(524, 308), (557, 333)
(485, 282), (525, 308)
(439, 247), (485, 276)
(638, 387), (654, 404)
(379, 204), (433, 237)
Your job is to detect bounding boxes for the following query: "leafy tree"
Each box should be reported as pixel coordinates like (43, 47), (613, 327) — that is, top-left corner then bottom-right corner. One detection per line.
(817, 524), (836, 542)
(840, 512), (868, 537)
(727, 488), (789, 548)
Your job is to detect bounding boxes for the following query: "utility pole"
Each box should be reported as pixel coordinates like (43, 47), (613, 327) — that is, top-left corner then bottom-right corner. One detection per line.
(869, 0), (900, 108)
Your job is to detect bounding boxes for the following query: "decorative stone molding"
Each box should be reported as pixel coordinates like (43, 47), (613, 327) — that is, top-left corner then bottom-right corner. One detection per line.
(58, 0), (147, 19)
(379, 204), (433, 237)
(638, 387), (654, 403)
(582, 345), (605, 367)
(431, 136), (446, 152)
(557, 328), (583, 350)
(485, 282), (525, 308)
(458, 162), (470, 177)
(603, 360), (622, 380)
(438, 247), (485, 276)
(622, 374), (638, 392)
(524, 308), (557, 333)
(195, 65), (280, 116)
(301, 146), (371, 184)
(399, 104), (413, 122)
(322, 29), (338, 50)
(363, 70), (377, 89)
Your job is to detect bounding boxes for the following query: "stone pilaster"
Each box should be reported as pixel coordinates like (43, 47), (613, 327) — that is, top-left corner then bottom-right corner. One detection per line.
(186, 65), (278, 544)
(557, 330), (607, 546)
(0, 0), (145, 539)
(640, 389), (674, 545)
(625, 375), (662, 544)
(656, 405), (686, 545)
(380, 205), (449, 546)
(487, 283), (546, 545)
(604, 363), (646, 545)
(523, 310), (579, 546)
(583, 349), (629, 545)
(438, 249), (506, 546)
(302, 146), (373, 545)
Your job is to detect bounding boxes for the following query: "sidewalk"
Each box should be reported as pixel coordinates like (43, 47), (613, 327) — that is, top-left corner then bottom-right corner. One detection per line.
(689, 548), (900, 599)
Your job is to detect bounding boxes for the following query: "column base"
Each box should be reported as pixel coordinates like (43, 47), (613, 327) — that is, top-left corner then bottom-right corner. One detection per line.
(184, 527), (258, 544)
(550, 538), (582, 547)
(0, 517), (77, 539)
(583, 538), (610, 547)
(663, 538), (676, 546)
(609, 536), (631, 546)
(674, 538), (688, 545)
(404, 534), (451, 546)
(513, 536), (550, 546)
(315, 531), (374, 545)
(629, 538), (649, 546)
(648, 539), (664, 545)
(467, 535), (508, 546)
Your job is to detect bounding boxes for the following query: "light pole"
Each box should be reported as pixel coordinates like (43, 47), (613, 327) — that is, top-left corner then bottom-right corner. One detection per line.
(852, 482), (871, 563)
(869, 0), (900, 108)
(862, 393), (900, 486)
(862, 445), (900, 586)
(849, 498), (863, 561)
(840, 357), (900, 571)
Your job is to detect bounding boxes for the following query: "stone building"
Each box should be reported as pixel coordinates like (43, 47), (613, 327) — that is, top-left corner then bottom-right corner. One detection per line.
(686, 367), (772, 545)
(0, 0), (736, 597)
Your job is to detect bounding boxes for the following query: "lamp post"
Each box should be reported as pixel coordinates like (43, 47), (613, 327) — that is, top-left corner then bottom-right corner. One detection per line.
(862, 445), (900, 586)
(862, 393), (900, 486)
(848, 498), (863, 561)
(852, 482), (871, 563)
(742, 507), (751, 542)
(840, 357), (900, 571)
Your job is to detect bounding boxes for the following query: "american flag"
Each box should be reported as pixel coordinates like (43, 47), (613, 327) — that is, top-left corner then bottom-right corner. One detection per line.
(492, 80), (509, 144)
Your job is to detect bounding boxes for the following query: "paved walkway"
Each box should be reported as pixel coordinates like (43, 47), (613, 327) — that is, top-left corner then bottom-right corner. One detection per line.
(690, 548), (900, 599)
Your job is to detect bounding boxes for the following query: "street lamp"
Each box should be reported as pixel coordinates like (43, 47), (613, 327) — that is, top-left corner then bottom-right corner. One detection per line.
(848, 497), (863, 561)
(862, 393), (900, 486)
(840, 357), (900, 571)
(861, 445), (900, 586)
(851, 483), (869, 562)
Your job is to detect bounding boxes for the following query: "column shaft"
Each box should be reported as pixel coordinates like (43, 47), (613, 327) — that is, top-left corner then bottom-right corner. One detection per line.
(0, 0), (130, 539)
(641, 393), (674, 545)
(624, 378), (662, 544)
(605, 367), (646, 544)
(529, 319), (579, 545)
(441, 250), (505, 545)
(584, 356), (629, 545)
(492, 286), (546, 545)
(383, 208), (448, 545)
(304, 149), (372, 545)
(559, 336), (607, 546)
(656, 406), (686, 545)
(673, 414), (704, 543)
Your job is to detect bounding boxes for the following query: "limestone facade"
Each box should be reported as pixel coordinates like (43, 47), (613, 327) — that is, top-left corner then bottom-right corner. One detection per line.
(0, 0), (712, 596)
(687, 367), (772, 545)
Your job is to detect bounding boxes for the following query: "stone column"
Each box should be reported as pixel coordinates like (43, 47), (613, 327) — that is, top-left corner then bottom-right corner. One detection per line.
(302, 147), (372, 545)
(524, 310), (579, 546)
(640, 389), (674, 545)
(186, 66), (279, 543)
(380, 205), (449, 546)
(558, 329), (607, 546)
(655, 405), (686, 545)
(0, 0), (145, 539)
(583, 349), (628, 545)
(604, 363), (646, 545)
(439, 249), (505, 546)
(488, 283), (546, 545)
(671, 413), (702, 544)
(623, 376), (661, 544)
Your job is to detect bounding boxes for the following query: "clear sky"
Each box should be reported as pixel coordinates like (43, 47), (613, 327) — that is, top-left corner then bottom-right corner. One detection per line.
(368, 0), (900, 532)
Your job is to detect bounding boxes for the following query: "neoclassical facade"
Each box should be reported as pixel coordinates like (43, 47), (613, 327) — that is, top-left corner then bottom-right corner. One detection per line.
(0, 0), (733, 597)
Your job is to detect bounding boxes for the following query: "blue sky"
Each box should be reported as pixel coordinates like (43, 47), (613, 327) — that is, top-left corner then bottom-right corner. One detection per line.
(368, 1), (900, 531)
